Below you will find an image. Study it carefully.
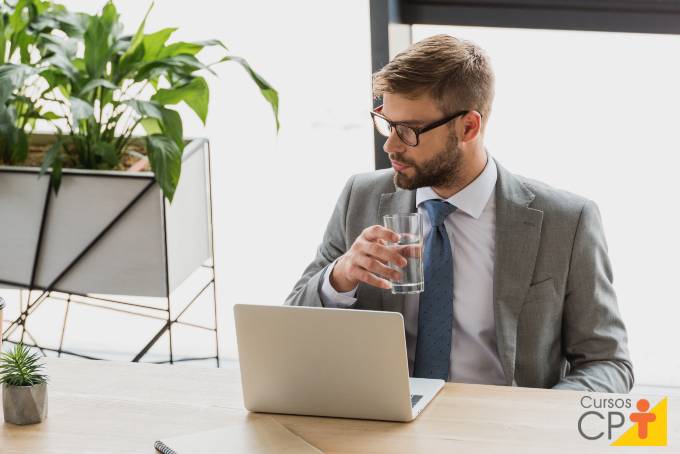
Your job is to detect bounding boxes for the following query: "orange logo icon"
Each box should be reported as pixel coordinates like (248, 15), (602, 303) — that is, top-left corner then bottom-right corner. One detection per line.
(611, 398), (667, 447)
(629, 399), (655, 439)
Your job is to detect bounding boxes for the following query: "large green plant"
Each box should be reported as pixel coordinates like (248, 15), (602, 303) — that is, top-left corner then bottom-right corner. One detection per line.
(0, 0), (279, 201)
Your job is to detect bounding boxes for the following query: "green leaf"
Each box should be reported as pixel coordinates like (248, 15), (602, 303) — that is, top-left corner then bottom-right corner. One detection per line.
(93, 141), (118, 167)
(111, 34), (131, 54)
(100, 1), (118, 31)
(51, 9), (89, 37)
(8, 0), (29, 36)
(0, 64), (36, 105)
(29, 9), (59, 31)
(36, 137), (66, 194)
(124, 99), (163, 119)
(193, 39), (228, 51)
(16, 30), (33, 63)
(11, 128), (28, 163)
(70, 97), (94, 123)
(146, 133), (181, 202)
(153, 36), (226, 60)
(0, 11), (6, 65)
(118, 42), (144, 79)
(78, 78), (118, 97)
(220, 56), (280, 132)
(37, 34), (80, 82)
(72, 58), (86, 73)
(140, 117), (162, 135)
(120, 1), (153, 67)
(51, 157), (63, 193)
(173, 54), (217, 75)
(39, 68), (67, 88)
(159, 106), (183, 149)
(151, 76), (209, 124)
(40, 111), (62, 121)
(41, 51), (78, 81)
(142, 27), (176, 62)
(83, 4), (117, 78)
(157, 41), (202, 59)
(135, 54), (216, 82)
(125, 100), (183, 148)
(39, 138), (63, 176)
(39, 33), (78, 59)
(0, 107), (16, 142)
(259, 87), (279, 132)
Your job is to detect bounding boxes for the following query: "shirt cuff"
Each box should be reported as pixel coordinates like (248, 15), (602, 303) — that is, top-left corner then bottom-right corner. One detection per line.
(320, 259), (358, 307)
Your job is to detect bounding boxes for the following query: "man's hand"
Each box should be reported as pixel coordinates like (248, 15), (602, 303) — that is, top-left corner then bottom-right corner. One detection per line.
(330, 225), (408, 292)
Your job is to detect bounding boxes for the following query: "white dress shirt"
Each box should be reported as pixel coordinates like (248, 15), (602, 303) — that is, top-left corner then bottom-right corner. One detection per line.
(320, 152), (506, 385)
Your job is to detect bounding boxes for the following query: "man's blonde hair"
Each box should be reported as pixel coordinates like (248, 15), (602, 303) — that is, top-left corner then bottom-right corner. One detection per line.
(372, 34), (495, 132)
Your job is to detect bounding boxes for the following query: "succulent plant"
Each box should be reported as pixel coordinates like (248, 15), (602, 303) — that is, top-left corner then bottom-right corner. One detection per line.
(0, 343), (48, 387)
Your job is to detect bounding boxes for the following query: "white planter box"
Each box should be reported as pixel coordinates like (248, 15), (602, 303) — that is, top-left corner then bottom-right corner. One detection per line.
(0, 135), (213, 298)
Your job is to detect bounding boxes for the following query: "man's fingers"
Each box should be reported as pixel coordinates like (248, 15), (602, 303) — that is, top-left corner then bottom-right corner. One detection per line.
(356, 254), (402, 282)
(364, 241), (407, 267)
(346, 226), (409, 291)
(355, 269), (392, 290)
(394, 243), (421, 259)
(363, 225), (400, 243)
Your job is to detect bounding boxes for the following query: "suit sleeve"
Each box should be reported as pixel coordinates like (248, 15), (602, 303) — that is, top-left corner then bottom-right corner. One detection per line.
(284, 175), (358, 308)
(553, 200), (634, 393)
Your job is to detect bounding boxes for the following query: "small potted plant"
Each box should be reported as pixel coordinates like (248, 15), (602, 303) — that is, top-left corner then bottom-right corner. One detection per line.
(1, 343), (48, 425)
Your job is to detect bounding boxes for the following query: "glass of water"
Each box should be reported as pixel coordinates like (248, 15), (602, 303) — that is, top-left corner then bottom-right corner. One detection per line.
(382, 213), (424, 294)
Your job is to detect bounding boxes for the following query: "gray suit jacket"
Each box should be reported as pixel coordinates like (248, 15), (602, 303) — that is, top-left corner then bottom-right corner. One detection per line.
(285, 158), (634, 393)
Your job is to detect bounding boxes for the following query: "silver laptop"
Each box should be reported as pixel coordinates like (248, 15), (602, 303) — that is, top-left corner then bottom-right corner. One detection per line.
(233, 304), (444, 422)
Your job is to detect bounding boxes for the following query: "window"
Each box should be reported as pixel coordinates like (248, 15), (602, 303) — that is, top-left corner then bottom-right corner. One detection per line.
(411, 24), (680, 387)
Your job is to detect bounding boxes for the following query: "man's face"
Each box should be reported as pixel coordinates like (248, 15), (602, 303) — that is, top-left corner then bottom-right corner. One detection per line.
(381, 92), (464, 190)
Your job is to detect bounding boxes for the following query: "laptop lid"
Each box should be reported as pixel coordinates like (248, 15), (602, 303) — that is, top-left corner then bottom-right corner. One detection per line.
(234, 304), (415, 421)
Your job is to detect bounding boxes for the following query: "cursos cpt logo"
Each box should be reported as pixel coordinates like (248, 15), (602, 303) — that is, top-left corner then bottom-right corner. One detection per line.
(577, 395), (668, 446)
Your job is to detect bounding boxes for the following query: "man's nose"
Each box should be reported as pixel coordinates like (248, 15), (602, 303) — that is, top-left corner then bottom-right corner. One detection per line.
(383, 129), (406, 156)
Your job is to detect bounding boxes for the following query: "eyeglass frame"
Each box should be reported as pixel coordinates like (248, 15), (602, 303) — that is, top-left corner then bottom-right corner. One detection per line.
(370, 104), (480, 147)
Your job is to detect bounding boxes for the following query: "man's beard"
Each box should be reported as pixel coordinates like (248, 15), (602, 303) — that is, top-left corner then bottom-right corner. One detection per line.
(392, 134), (463, 190)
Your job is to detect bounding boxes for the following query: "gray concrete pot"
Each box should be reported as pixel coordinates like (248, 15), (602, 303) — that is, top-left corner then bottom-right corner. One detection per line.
(2, 382), (48, 425)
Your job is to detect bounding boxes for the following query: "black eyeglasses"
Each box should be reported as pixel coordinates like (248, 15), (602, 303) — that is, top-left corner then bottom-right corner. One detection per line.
(370, 105), (474, 147)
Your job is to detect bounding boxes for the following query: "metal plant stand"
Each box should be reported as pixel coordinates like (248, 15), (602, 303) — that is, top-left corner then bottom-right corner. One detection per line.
(0, 139), (219, 366)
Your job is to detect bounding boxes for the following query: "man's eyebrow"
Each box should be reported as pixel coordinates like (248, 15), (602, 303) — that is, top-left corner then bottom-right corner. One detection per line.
(397, 119), (424, 126)
(381, 112), (424, 126)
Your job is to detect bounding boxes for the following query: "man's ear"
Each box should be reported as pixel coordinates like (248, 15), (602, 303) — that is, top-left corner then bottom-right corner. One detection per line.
(461, 111), (482, 143)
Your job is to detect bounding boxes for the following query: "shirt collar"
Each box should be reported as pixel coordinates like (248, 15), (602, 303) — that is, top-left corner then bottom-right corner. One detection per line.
(416, 151), (497, 220)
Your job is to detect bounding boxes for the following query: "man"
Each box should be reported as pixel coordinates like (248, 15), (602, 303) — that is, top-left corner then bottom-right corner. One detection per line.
(285, 34), (633, 392)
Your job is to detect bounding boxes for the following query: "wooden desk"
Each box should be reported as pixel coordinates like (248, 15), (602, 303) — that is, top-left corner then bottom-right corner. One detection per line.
(0, 358), (677, 453)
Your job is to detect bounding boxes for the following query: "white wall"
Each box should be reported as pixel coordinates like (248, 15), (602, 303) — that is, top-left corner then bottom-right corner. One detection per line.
(411, 25), (680, 387)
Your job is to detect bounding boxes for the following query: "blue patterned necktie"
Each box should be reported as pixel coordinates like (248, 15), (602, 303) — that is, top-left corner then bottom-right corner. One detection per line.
(413, 199), (457, 380)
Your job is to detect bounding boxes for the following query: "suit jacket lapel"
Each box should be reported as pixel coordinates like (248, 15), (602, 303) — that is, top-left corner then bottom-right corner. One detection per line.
(377, 187), (416, 313)
(493, 158), (544, 385)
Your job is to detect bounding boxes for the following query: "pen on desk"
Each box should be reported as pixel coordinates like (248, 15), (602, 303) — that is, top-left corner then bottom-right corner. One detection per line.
(154, 440), (178, 454)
